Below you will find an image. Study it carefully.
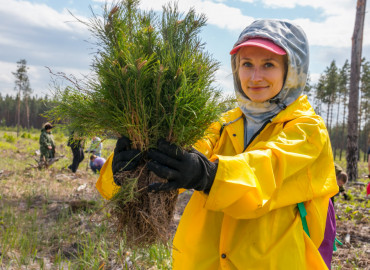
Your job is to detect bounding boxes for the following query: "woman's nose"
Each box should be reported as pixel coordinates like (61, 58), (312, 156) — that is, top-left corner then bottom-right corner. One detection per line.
(251, 68), (263, 82)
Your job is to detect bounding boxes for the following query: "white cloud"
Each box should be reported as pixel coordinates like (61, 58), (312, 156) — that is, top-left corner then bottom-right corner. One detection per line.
(261, 0), (353, 15)
(215, 66), (234, 96)
(0, 59), (91, 97)
(92, 0), (370, 48)
(260, 0), (370, 48)
(309, 72), (321, 85)
(0, 0), (87, 33)
(92, 0), (252, 32)
(0, 61), (16, 84)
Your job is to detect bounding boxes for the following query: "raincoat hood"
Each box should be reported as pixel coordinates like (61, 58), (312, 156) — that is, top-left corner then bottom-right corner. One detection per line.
(231, 19), (309, 129)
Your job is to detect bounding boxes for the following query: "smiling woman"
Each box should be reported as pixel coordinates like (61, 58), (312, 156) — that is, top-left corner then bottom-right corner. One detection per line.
(236, 45), (286, 102)
(136, 19), (339, 270)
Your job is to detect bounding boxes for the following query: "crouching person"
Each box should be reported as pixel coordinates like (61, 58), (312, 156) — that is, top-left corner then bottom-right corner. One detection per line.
(90, 154), (106, 174)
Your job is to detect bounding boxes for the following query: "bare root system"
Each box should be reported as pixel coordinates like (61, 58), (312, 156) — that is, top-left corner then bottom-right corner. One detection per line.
(109, 164), (178, 247)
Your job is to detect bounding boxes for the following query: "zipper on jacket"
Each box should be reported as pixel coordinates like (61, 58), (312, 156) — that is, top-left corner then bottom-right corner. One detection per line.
(243, 119), (272, 152)
(219, 115), (244, 136)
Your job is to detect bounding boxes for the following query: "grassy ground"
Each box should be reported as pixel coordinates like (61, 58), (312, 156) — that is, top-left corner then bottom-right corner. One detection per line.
(0, 129), (174, 269)
(0, 128), (369, 269)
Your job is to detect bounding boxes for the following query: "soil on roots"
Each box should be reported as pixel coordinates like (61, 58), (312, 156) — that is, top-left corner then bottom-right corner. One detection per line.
(109, 164), (178, 247)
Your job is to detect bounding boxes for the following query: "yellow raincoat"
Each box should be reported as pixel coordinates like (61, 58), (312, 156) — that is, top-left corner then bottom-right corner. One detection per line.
(96, 96), (338, 269)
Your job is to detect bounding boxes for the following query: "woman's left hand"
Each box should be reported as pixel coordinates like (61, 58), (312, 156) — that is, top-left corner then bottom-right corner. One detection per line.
(147, 139), (218, 193)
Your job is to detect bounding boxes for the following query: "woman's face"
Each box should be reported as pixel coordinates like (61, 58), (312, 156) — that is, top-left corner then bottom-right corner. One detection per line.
(238, 46), (286, 103)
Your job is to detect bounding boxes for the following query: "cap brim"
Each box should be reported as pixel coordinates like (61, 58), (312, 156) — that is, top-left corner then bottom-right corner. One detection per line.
(230, 38), (286, 55)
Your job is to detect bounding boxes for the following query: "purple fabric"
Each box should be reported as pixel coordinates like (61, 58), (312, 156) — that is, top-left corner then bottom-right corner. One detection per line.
(318, 199), (336, 269)
(93, 157), (106, 168)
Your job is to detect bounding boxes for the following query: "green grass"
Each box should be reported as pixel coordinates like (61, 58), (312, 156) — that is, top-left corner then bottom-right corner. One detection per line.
(0, 128), (172, 269)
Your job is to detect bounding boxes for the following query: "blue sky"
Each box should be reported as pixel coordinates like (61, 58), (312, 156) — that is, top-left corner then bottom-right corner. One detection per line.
(0, 0), (369, 98)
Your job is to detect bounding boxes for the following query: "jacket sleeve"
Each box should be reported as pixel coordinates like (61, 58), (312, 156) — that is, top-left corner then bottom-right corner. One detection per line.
(193, 121), (221, 160)
(204, 116), (338, 220)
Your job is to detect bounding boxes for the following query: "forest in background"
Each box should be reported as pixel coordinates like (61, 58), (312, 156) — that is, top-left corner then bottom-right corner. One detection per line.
(0, 94), (53, 130)
(1, 57), (370, 161)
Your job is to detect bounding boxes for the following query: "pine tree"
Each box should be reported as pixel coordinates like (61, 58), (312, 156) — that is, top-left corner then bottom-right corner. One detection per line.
(360, 58), (370, 160)
(47, 0), (225, 246)
(12, 59), (32, 135)
(347, 0), (367, 181)
(338, 60), (350, 160)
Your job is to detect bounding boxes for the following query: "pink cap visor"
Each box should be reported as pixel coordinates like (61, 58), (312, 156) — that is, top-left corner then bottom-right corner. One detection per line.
(230, 38), (286, 55)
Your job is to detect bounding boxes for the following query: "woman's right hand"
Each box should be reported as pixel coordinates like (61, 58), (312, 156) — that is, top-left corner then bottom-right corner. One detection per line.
(112, 136), (142, 185)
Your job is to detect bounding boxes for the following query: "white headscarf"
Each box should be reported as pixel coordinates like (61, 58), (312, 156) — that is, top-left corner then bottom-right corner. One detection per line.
(230, 19), (309, 146)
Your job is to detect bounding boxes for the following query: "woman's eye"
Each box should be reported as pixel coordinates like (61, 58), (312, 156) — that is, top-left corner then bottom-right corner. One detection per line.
(242, 62), (253, 68)
(264, 62), (275, 68)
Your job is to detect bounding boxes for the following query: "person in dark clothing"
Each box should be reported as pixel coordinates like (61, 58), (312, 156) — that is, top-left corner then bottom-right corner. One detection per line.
(39, 122), (55, 162)
(67, 132), (85, 173)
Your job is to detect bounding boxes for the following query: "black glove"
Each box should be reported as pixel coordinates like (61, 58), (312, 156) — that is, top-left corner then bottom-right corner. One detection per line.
(147, 139), (218, 193)
(112, 136), (142, 186)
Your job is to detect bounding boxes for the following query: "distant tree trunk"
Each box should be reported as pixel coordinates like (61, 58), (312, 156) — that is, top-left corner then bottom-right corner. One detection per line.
(326, 103), (330, 135)
(362, 100), (369, 161)
(25, 95), (30, 130)
(333, 97), (342, 159)
(329, 94), (335, 134)
(340, 83), (349, 161)
(347, 0), (366, 181)
(358, 98), (363, 159)
(16, 92), (21, 137)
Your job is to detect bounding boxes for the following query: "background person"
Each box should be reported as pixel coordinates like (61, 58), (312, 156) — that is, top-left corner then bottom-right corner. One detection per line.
(90, 154), (106, 173)
(86, 136), (103, 170)
(331, 163), (349, 205)
(67, 131), (85, 173)
(86, 136), (102, 156)
(39, 122), (55, 162)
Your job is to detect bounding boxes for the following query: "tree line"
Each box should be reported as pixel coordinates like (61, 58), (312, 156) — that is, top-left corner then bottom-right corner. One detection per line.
(304, 58), (370, 161)
(0, 93), (53, 130)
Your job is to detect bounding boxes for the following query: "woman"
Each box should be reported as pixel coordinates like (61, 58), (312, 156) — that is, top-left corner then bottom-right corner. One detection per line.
(99, 19), (338, 269)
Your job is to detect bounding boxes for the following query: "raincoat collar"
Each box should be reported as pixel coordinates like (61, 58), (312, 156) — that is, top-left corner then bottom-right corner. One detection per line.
(222, 95), (314, 128)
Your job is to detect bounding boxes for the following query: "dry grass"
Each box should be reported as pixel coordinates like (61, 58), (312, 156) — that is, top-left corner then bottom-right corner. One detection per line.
(0, 129), (179, 269)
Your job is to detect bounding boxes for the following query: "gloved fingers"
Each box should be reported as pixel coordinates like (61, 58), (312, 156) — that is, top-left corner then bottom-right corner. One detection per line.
(156, 139), (186, 160)
(112, 160), (140, 174)
(112, 150), (141, 174)
(147, 149), (181, 169)
(113, 149), (141, 162)
(147, 161), (180, 181)
(114, 136), (132, 153)
(148, 181), (178, 192)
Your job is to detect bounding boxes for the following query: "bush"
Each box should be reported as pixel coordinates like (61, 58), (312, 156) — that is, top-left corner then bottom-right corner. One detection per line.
(21, 133), (31, 139)
(3, 133), (15, 143)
